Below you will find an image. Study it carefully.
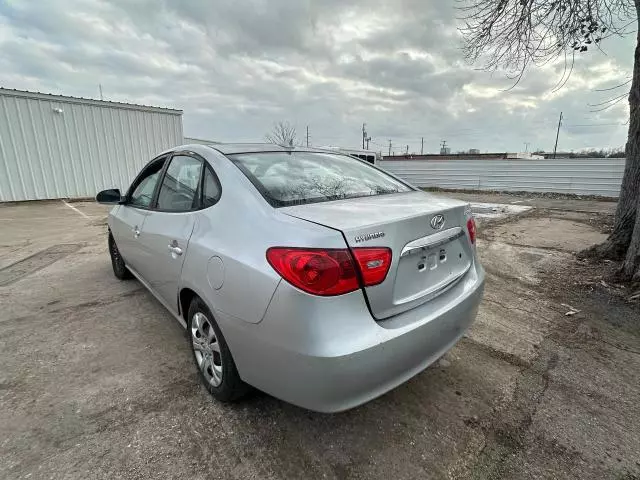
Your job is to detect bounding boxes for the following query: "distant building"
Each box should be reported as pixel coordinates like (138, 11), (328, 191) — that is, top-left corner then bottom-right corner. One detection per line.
(320, 147), (381, 165)
(440, 146), (451, 155)
(468, 148), (481, 154)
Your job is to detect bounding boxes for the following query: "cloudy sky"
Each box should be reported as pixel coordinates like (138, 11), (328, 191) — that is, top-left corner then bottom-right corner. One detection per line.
(0, 0), (635, 154)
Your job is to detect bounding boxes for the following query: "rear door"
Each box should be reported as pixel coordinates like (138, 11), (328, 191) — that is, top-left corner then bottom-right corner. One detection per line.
(282, 192), (474, 320)
(139, 153), (204, 308)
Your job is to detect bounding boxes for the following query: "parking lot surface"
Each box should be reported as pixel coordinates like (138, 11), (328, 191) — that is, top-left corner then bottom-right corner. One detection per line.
(1, 195), (639, 479)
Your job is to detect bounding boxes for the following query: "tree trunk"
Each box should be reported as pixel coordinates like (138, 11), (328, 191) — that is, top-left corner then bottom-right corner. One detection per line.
(581, 8), (640, 272)
(622, 196), (640, 281)
(618, 4), (640, 281)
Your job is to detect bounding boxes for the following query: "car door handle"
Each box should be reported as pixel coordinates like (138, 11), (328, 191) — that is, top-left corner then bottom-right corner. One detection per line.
(132, 226), (140, 238)
(168, 245), (183, 256)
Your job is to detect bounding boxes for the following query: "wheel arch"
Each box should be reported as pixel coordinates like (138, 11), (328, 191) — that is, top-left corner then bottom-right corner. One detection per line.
(179, 287), (198, 323)
(178, 285), (219, 328)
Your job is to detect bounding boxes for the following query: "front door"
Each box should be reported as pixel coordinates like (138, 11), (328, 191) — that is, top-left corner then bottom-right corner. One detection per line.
(111, 157), (166, 273)
(110, 206), (150, 271)
(139, 154), (203, 310)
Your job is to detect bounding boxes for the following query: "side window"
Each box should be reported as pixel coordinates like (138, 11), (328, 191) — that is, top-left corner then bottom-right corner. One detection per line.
(156, 155), (203, 212)
(129, 158), (165, 208)
(202, 167), (221, 208)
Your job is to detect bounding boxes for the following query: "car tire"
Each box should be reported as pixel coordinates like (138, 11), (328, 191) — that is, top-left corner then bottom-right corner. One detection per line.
(187, 297), (249, 402)
(108, 232), (133, 280)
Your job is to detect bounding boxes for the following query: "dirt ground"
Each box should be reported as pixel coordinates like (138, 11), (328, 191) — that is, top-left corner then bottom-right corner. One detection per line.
(1, 194), (639, 480)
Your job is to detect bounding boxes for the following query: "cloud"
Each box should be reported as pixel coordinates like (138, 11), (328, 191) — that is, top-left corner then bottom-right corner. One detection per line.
(0, 0), (633, 153)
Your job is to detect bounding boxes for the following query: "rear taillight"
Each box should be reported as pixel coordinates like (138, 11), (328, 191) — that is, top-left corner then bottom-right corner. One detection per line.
(352, 247), (392, 286)
(266, 246), (393, 296)
(467, 217), (477, 244)
(266, 248), (359, 296)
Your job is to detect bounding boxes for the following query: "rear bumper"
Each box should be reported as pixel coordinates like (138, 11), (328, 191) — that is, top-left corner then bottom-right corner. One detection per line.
(218, 262), (485, 413)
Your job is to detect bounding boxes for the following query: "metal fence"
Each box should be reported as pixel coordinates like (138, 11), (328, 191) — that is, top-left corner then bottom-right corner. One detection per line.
(379, 158), (626, 197)
(0, 89), (183, 202)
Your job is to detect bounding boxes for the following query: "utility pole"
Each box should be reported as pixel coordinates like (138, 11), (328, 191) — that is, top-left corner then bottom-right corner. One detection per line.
(306, 125), (309, 147)
(362, 123), (371, 150)
(440, 140), (448, 154)
(553, 112), (563, 159)
(524, 142), (530, 153)
(406, 145), (409, 154)
(388, 139), (392, 156)
(421, 137), (424, 155)
(99, 84), (103, 101)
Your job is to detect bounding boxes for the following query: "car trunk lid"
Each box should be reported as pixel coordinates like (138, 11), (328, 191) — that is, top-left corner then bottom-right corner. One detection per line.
(280, 191), (474, 319)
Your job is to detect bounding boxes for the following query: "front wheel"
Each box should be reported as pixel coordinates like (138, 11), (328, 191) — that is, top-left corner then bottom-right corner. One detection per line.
(188, 297), (249, 402)
(108, 232), (132, 280)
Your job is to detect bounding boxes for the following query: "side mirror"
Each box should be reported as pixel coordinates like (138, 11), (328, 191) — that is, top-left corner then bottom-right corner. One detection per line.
(96, 188), (123, 204)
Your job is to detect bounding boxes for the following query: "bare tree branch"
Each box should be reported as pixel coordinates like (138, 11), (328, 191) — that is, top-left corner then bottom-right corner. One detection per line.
(588, 91), (630, 106)
(458, 0), (635, 84)
(265, 121), (298, 146)
(595, 78), (633, 90)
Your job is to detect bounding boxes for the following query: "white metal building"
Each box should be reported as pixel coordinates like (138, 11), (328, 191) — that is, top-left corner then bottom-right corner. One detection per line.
(0, 88), (183, 202)
(379, 157), (625, 197)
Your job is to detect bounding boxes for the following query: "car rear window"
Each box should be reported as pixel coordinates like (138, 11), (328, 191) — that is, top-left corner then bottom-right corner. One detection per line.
(228, 151), (412, 207)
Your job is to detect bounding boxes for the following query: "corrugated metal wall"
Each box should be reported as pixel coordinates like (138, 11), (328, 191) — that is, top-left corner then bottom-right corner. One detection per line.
(0, 89), (183, 201)
(379, 158), (626, 197)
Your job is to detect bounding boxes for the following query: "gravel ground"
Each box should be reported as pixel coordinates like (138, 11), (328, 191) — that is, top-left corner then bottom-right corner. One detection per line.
(0, 194), (638, 480)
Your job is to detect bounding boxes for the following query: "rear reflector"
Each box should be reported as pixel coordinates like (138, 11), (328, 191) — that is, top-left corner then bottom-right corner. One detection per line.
(266, 248), (359, 296)
(351, 247), (392, 286)
(467, 217), (477, 244)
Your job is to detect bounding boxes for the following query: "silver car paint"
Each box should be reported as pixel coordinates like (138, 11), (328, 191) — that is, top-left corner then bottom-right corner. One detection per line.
(108, 144), (485, 412)
(110, 204), (149, 270)
(138, 210), (197, 308)
(222, 262), (484, 412)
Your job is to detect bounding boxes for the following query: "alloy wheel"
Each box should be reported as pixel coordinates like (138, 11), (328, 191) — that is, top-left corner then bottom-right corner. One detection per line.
(191, 312), (223, 387)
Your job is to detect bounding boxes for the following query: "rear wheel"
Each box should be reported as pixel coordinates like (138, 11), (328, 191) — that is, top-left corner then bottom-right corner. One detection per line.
(188, 297), (248, 402)
(108, 232), (132, 280)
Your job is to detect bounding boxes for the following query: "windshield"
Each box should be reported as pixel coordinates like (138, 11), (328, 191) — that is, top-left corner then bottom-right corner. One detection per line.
(229, 151), (412, 207)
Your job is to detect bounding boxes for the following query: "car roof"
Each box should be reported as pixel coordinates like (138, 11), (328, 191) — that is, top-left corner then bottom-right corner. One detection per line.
(202, 143), (343, 155)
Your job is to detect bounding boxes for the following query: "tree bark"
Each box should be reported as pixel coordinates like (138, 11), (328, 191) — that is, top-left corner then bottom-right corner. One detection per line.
(618, 4), (640, 281)
(581, 7), (640, 270)
(622, 196), (640, 281)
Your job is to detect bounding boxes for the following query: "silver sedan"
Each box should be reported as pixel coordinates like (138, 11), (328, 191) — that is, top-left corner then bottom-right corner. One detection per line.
(97, 144), (485, 412)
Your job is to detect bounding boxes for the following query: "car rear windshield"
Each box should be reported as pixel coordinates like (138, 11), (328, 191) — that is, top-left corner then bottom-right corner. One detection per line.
(228, 151), (412, 207)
